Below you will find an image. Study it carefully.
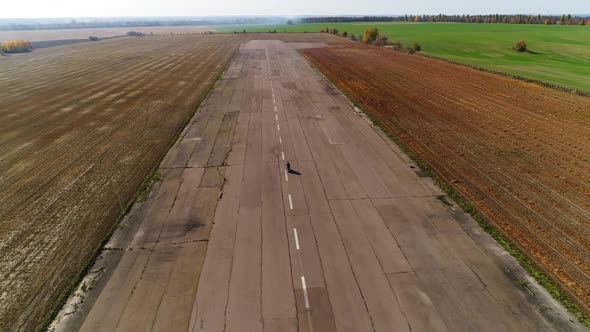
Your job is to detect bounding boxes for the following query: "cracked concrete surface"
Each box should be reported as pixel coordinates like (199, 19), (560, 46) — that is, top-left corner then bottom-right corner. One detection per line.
(49, 61), (238, 331)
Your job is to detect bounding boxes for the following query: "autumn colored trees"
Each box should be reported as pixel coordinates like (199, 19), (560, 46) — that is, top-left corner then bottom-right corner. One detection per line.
(0, 40), (33, 53)
(408, 43), (422, 54)
(513, 40), (527, 52)
(319, 27), (424, 54)
(320, 27), (342, 35)
(361, 28), (379, 44)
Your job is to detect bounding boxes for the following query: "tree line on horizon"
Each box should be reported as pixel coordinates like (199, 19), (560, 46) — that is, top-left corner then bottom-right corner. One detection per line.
(0, 20), (212, 31)
(302, 14), (590, 25)
(320, 27), (422, 53)
(0, 17), (287, 31)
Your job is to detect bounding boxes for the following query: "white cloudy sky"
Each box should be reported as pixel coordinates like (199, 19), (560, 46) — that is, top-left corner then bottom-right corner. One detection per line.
(3, 0), (590, 18)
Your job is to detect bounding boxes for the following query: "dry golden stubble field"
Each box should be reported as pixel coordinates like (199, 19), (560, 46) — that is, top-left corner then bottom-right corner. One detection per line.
(0, 33), (247, 331)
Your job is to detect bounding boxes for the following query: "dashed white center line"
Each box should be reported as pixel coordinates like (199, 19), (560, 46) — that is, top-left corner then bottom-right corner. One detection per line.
(293, 228), (300, 250)
(268, 55), (311, 314)
(301, 276), (310, 309)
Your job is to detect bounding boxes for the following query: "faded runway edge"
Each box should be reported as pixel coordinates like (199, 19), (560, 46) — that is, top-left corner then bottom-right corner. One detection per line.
(48, 44), (243, 332)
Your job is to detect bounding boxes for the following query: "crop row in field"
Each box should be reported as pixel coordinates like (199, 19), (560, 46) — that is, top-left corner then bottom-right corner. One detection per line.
(217, 22), (590, 92)
(303, 45), (590, 316)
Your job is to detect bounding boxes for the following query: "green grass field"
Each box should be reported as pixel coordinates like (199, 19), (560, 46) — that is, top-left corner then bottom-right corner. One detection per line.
(217, 22), (590, 92)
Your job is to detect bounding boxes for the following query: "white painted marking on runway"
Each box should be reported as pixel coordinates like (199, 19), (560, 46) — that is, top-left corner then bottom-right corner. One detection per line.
(293, 228), (300, 250)
(281, 151), (285, 160)
(285, 169), (289, 182)
(301, 276), (310, 309)
(279, 137), (282, 144)
(274, 105), (277, 112)
(288, 194), (293, 210)
(277, 124), (280, 131)
(275, 114), (278, 120)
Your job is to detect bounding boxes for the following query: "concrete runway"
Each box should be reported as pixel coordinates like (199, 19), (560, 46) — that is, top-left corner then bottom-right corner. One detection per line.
(61, 40), (583, 331)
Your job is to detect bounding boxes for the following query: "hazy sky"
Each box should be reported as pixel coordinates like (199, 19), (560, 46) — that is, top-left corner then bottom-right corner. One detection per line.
(4, 0), (590, 18)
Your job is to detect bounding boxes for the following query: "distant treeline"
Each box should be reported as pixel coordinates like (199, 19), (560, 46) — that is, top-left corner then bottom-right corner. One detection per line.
(0, 20), (211, 31)
(301, 14), (590, 25)
(0, 17), (289, 31)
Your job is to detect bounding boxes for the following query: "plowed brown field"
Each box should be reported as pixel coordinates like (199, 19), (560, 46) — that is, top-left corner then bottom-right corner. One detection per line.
(0, 34), (246, 331)
(304, 46), (590, 315)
